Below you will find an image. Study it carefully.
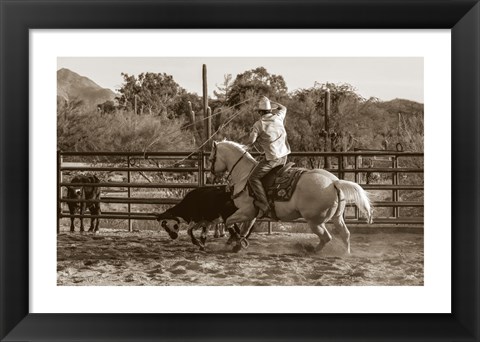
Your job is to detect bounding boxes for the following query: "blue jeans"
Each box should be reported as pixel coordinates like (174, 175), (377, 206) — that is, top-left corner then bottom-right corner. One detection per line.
(248, 156), (287, 211)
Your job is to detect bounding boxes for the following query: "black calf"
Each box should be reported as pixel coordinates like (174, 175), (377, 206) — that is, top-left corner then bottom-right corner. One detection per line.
(155, 186), (254, 248)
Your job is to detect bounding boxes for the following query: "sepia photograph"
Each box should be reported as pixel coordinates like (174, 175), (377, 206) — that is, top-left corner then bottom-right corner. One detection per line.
(6, 0), (480, 337)
(56, 56), (424, 286)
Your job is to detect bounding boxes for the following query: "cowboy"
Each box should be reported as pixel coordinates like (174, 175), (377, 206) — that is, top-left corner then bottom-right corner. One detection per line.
(243, 96), (291, 219)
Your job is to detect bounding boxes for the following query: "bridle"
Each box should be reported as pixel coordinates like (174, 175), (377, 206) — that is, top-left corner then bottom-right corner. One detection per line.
(210, 144), (217, 175)
(210, 144), (247, 180)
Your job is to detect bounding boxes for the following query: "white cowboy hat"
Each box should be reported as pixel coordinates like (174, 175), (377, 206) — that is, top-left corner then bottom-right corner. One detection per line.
(257, 96), (278, 111)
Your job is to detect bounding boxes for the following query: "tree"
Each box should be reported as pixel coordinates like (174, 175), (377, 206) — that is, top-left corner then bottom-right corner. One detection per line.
(213, 74), (233, 103)
(226, 67), (288, 107)
(116, 72), (185, 116)
(57, 107), (195, 152)
(97, 100), (116, 115)
(284, 82), (365, 168)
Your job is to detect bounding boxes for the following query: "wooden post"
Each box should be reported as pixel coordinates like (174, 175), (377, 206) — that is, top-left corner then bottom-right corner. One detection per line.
(188, 101), (200, 146)
(324, 88), (331, 169)
(127, 156), (132, 232)
(202, 64), (208, 142)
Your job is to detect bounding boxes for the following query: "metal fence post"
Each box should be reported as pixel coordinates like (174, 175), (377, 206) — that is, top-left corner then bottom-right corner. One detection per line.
(127, 156), (132, 232)
(354, 155), (359, 220)
(57, 150), (62, 234)
(338, 155), (344, 180)
(199, 151), (204, 187)
(393, 155), (399, 218)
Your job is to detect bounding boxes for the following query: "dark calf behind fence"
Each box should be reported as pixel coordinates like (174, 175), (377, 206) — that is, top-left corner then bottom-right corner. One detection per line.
(65, 174), (101, 233)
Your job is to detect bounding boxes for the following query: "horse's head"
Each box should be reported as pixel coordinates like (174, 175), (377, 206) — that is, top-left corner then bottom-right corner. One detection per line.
(209, 141), (228, 176)
(155, 211), (181, 239)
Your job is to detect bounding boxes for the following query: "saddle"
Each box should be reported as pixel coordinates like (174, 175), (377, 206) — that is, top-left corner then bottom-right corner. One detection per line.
(249, 162), (308, 220)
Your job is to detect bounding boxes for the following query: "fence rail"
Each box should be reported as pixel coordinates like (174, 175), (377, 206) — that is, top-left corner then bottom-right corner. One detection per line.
(57, 150), (424, 233)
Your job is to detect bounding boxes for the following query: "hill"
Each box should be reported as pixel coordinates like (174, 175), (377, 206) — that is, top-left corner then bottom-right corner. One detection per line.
(378, 98), (423, 116)
(57, 68), (116, 109)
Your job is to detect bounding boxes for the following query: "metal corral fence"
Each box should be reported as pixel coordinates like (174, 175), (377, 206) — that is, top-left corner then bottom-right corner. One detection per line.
(57, 150), (424, 234)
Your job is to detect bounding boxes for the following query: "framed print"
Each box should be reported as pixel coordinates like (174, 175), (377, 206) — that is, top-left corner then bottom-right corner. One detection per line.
(1, 0), (479, 341)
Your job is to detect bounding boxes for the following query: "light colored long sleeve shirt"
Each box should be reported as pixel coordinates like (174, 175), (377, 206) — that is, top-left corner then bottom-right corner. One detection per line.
(246, 104), (291, 161)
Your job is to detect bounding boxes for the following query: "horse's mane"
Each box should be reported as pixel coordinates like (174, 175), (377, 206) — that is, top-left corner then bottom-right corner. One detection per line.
(221, 139), (247, 151)
(219, 140), (257, 163)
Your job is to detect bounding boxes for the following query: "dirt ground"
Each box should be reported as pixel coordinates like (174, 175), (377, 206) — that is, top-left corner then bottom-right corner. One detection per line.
(57, 225), (423, 286)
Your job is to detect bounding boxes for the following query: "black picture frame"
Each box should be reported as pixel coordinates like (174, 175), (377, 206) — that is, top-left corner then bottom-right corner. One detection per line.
(1, 0), (479, 341)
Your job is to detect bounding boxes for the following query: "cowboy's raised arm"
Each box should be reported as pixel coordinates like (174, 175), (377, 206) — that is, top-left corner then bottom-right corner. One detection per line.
(272, 101), (287, 121)
(242, 122), (260, 146)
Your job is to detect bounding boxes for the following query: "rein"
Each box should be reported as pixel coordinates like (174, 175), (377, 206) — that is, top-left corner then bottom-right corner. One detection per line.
(225, 151), (248, 180)
(211, 146), (255, 199)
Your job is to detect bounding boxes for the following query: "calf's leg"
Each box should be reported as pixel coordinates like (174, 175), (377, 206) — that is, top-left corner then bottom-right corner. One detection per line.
(89, 205), (100, 233)
(79, 202), (86, 232)
(68, 204), (76, 232)
(187, 222), (204, 250)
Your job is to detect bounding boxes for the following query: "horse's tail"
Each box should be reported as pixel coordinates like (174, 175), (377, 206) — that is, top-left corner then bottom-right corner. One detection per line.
(334, 180), (373, 224)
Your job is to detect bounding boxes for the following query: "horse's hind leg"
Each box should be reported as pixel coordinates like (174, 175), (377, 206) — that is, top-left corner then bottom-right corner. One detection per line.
(308, 222), (332, 252)
(331, 215), (351, 254)
(226, 225), (240, 245)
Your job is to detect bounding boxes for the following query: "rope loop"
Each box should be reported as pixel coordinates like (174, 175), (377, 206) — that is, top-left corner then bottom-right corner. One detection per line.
(143, 96), (257, 155)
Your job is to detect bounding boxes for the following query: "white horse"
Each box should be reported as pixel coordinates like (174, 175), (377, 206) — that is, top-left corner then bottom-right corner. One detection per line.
(209, 140), (373, 253)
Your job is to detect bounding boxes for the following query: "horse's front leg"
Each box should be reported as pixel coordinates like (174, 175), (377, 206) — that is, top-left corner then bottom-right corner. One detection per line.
(225, 210), (256, 252)
(226, 224), (241, 245)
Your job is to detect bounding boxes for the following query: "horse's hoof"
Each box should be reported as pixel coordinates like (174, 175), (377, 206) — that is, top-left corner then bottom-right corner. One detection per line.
(314, 243), (326, 253)
(240, 237), (249, 249)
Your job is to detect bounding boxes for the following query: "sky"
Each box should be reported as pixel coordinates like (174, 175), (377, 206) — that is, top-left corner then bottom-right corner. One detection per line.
(57, 57), (423, 103)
